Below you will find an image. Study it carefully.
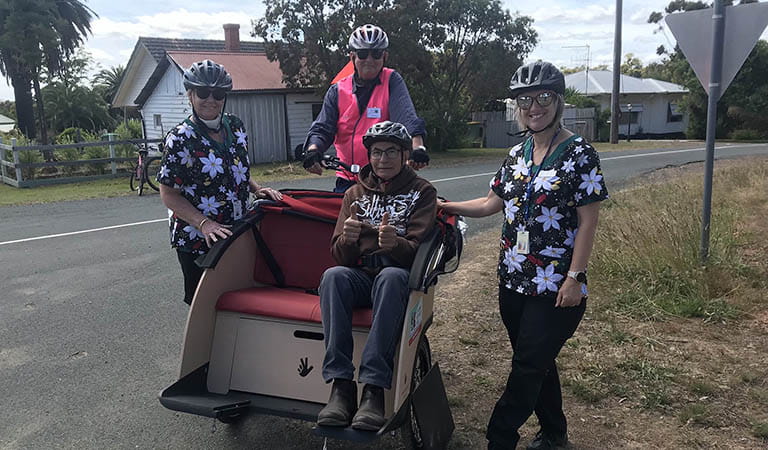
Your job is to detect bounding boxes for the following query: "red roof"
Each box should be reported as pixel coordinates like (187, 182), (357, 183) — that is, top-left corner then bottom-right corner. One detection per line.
(167, 51), (286, 91)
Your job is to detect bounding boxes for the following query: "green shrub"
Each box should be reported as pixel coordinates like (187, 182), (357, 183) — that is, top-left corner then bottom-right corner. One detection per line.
(729, 129), (765, 141)
(115, 119), (143, 159)
(84, 145), (109, 175)
(17, 149), (42, 180)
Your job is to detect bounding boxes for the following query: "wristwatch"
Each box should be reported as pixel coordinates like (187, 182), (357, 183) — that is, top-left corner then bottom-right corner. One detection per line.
(567, 270), (587, 284)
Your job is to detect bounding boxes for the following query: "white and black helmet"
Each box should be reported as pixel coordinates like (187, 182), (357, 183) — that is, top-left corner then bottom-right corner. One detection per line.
(348, 24), (389, 50)
(183, 60), (233, 91)
(363, 121), (412, 151)
(509, 61), (565, 98)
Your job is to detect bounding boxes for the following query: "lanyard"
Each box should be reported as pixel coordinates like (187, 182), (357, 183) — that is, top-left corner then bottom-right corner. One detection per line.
(522, 128), (561, 222)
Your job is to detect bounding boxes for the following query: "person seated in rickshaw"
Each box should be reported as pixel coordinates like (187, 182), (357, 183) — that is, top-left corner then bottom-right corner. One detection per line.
(317, 121), (437, 430)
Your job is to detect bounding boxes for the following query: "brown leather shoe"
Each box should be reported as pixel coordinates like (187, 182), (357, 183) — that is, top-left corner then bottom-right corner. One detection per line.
(351, 384), (385, 431)
(317, 379), (357, 427)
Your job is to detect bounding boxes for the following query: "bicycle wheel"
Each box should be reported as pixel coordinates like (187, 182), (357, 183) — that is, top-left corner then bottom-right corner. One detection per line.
(144, 157), (162, 191)
(129, 164), (140, 192)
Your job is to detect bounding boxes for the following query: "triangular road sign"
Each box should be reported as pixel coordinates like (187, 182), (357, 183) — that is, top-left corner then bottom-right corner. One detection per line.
(666, 2), (768, 99)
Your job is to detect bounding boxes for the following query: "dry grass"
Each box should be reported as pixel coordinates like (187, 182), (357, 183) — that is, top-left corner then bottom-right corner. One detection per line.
(429, 156), (768, 449)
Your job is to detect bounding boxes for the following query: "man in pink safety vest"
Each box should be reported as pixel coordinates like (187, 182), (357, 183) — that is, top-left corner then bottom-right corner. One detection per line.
(303, 24), (429, 193)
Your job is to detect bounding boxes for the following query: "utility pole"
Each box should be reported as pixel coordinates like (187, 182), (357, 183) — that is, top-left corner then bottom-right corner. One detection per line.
(610, 0), (623, 144)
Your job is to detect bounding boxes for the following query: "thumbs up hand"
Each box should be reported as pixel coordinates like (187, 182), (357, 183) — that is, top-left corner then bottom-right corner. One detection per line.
(378, 212), (396, 251)
(343, 203), (362, 242)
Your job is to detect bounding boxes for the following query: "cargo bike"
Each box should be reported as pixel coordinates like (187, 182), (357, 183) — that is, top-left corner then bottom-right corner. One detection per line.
(158, 156), (464, 449)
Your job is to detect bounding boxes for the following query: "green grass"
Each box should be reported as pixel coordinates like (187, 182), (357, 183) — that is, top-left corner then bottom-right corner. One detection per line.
(752, 421), (768, 439)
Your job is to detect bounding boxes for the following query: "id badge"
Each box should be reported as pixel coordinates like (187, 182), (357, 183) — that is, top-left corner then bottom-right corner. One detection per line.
(366, 107), (382, 119)
(232, 200), (243, 220)
(516, 230), (530, 254)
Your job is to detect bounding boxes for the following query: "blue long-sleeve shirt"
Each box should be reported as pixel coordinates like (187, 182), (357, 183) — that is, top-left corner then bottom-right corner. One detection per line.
(305, 70), (426, 153)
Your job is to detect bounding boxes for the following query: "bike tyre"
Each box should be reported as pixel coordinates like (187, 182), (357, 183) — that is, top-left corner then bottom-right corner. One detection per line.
(401, 334), (432, 450)
(145, 157), (162, 191)
(129, 169), (139, 192)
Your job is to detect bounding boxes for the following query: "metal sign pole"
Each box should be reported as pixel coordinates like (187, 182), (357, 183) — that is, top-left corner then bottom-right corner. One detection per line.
(700, 0), (725, 264)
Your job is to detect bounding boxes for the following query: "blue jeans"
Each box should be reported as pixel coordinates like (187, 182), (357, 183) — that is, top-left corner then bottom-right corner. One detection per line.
(319, 266), (409, 389)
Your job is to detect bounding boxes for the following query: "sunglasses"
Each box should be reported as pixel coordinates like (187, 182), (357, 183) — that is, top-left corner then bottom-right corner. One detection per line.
(195, 87), (226, 101)
(354, 49), (385, 60)
(516, 91), (555, 110)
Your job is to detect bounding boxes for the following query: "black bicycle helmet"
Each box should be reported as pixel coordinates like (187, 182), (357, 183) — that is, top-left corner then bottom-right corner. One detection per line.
(348, 24), (389, 50)
(183, 60), (233, 91)
(509, 61), (565, 98)
(363, 121), (412, 151)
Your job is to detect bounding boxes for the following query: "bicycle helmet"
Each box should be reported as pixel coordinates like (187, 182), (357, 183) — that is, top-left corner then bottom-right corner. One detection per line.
(363, 121), (412, 151)
(509, 61), (565, 98)
(183, 60), (233, 91)
(348, 24), (389, 50)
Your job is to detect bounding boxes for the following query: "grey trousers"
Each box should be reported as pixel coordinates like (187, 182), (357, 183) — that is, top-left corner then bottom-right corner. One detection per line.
(319, 266), (409, 389)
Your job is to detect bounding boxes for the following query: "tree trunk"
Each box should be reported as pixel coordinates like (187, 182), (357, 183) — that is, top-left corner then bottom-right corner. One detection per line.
(32, 75), (53, 161)
(10, 72), (35, 139)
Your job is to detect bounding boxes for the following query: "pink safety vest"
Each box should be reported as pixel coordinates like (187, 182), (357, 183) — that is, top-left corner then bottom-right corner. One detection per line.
(333, 68), (392, 180)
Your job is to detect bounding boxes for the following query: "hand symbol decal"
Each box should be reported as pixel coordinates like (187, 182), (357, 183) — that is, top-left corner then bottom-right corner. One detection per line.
(298, 357), (314, 377)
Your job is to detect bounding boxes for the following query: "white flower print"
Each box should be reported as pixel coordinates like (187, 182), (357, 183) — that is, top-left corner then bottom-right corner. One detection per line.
(574, 192), (583, 203)
(515, 223), (526, 232)
(504, 246), (527, 273)
(197, 196), (220, 215)
(503, 181), (514, 194)
(158, 165), (170, 179)
(165, 133), (177, 149)
(504, 199), (519, 222)
(235, 129), (247, 146)
(511, 157), (529, 179)
(229, 146), (237, 154)
(579, 167), (603, 195)
(177, 122), (196, 139)
(577, 153), (589, 167)
(201, 137), (210, 147)
(183, 184), (197, 196)
(177, 148), (193, 166)
(535, 206), (564, 231)
(183, 225), (203, 241)
(532, 264), (564, 294)
(534, 174), (559, 192)
(540, 246), (566, 258)
(177, 238), (186, 246)
(166, 154), (177, 163)
(201, 152), (224, 178)
(565, 228), (578, 247)
(561, 159), (575, 173)
(574, 145), (585, 154)
(231, 161), (248, 184)
(219, 185), (227, 193)
(226, 190), (238, 203)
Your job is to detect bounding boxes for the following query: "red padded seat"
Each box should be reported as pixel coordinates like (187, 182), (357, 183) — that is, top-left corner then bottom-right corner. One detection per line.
(216, 286), (373, 328)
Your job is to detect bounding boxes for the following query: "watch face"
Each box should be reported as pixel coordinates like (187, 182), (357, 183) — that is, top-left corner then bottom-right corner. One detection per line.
(576, 272), (587, 283)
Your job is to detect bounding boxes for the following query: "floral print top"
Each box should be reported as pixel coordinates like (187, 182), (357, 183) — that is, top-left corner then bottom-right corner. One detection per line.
(490, 134), (608, 297)
(157, 114), (251, 255)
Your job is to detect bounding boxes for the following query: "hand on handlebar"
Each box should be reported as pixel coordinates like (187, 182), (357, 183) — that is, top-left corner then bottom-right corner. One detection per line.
(302, 150), (324, 175)
(407, 147), (430, 170)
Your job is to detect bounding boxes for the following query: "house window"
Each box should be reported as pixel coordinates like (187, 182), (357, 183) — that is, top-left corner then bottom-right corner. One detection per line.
(153, 114), (162, 128)
(618, 112), (639, 125)
(311, 103), (323, 120)
(667, 103), (683, 123)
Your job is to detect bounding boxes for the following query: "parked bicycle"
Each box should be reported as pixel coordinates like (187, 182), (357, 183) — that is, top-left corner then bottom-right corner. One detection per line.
(129, 144), (162, 196)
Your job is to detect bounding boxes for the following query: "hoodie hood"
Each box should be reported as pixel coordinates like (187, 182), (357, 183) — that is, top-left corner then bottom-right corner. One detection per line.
(358, 163), (417, 194)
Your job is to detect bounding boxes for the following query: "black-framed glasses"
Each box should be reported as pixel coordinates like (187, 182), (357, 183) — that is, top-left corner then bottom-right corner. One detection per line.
(516, 91), (555, 110)
(369, 147), (401, 160)
(354, 49), (385, 60)
(195, 87), (226, 101)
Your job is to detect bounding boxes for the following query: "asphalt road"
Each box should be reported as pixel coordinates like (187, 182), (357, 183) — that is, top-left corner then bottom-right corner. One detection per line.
(1, 142), (767, 449)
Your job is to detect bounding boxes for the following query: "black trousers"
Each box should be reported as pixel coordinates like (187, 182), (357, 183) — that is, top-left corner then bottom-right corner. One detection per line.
(177, 250), (204, 305)
(486, 286), (586, 449)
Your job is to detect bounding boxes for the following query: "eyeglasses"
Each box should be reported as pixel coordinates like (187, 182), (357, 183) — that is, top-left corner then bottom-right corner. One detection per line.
(195, 87), (226, 101)
(354, 49), (385, 60)
(369, 147), (401, 160)
(516, 92), (555, 110)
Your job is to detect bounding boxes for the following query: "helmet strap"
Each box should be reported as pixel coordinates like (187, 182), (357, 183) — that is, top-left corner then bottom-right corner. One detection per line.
(191, 97), (227, 133)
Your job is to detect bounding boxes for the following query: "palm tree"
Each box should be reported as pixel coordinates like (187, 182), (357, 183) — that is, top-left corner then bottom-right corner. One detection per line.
(0, 0), (96, 148)
(93, 65), (125, 105)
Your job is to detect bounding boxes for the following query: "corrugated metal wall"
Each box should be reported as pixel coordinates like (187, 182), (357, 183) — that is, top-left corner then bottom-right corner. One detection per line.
(226, 94), (288, 163)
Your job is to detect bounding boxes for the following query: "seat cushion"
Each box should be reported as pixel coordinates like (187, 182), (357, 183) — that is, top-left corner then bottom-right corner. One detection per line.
(216, 286), (373, 328)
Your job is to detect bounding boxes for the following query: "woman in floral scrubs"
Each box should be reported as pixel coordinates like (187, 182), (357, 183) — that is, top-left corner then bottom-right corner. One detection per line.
(157, 60), (282, 305)
(439, 61), (608, 450)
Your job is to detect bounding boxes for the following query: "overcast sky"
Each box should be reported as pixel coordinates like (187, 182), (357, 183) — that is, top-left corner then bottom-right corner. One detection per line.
(0, 0), (762, 101)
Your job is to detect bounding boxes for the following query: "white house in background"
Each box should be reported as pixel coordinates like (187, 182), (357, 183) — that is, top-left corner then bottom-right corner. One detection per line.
(112, 24), (323, 163)
(0, 113), (14, 132)
(565, 70), (689, 138)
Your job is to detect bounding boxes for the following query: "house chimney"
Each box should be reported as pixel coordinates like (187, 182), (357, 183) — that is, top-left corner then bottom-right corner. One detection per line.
(223, 23), (240, 52)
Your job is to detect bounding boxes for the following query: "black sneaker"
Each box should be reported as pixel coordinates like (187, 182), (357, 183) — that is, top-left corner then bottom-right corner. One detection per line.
(526, 430), (568, 450)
